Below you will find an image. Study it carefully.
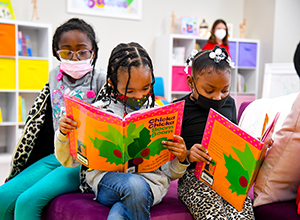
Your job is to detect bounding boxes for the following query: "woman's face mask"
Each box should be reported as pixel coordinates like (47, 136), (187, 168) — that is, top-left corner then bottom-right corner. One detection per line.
(214, 29), (226, 40)
(60, 58), (93, 79)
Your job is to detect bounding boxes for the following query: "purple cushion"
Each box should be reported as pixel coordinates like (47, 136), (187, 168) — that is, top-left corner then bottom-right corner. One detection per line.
(254, 200), (300, 220)
(237, 101), (252, 123)
(41, 180), (193, 220)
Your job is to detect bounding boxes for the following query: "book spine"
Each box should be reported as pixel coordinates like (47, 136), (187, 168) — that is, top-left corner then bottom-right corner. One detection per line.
(241, 75), (245, 92)
(237, 73), (245, 93)
(25, 35), (33, 57)
(21, 34), (28, 56)
(21, 97), (26, 122)
(0, 107), (2, 123)
(237, 74), (241, 92)
(18, 31), (22, 56)
(18, 96), (22, 122)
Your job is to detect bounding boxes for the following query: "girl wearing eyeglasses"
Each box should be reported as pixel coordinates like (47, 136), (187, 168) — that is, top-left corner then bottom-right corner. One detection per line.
(0, 18), (106, 220)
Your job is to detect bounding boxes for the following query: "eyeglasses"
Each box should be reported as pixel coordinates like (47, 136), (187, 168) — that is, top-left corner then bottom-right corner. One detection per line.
(57, 49), (94, 60)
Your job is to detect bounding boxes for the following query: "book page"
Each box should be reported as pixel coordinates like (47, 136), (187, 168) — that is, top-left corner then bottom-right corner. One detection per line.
(122, 101), (185, 173)
(65, 95), (124, 172)
(261, 112), (280, 142)
(194, 109), (265, 211)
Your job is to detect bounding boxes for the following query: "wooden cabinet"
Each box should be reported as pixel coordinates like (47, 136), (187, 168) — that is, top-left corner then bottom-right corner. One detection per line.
(154, 34), (260, 110)
(0, 20), (51, 165)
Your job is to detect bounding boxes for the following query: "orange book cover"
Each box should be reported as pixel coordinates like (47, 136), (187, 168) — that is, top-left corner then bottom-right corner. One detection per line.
(64, 95), (185, 173)
(194, 109), (279, 211)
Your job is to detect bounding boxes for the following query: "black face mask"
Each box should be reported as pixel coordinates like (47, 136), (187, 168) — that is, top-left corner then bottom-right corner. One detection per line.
(192, 92), (229, 110)
(191, 77), (229, 110)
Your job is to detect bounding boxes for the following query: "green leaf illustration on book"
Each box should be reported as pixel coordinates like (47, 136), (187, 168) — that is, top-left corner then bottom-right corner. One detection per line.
(224, 143), (257, 196)
(127, 0), (133, 6)
(126, 126), (151, 159)
(90, 122), (167, 165)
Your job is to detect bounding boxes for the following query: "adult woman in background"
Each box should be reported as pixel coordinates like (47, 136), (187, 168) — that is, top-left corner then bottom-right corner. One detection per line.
(202, 19), (231, 57)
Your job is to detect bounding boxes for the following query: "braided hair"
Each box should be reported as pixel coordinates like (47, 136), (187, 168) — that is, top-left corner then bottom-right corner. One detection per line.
(191, 45), (232, 78)
(100, 42), (156, 111)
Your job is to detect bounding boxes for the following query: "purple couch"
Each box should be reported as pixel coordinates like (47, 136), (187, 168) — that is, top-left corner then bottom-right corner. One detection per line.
(41, 179), (193, 220)
(238, 101), (300, 220)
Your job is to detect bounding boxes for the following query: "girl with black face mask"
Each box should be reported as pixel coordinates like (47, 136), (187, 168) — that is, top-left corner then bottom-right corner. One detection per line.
(174, 45), (255, 220)
(56, 42), (189, 220)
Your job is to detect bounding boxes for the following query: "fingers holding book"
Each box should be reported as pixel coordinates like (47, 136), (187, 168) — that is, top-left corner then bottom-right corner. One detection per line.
(59, 116), (78, 135)
(162, 135), (187, 163)
(189, 144), (212, 164)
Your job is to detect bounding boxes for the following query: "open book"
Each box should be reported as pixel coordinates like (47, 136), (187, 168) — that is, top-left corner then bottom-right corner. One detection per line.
(64, 96), (185, 173)
(194, 109), (279, 211)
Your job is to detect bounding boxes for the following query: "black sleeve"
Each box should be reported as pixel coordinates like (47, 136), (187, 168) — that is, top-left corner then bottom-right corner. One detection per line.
(231, 98), (237, 125)
(294, 42), (300, 78)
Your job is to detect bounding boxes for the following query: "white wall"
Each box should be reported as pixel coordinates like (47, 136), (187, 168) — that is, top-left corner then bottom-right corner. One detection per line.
(243, 0), (276, 98)
(243, 0), (300, 97)
(10, 0), (244, 70)
(273, 0), (300, 63)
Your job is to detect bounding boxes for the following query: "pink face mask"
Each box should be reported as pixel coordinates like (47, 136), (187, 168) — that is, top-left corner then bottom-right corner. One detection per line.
(60, 58), (93, 79)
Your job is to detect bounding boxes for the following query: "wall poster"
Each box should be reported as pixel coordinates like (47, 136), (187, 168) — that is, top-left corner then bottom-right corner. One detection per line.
(67, 0), (142, 20)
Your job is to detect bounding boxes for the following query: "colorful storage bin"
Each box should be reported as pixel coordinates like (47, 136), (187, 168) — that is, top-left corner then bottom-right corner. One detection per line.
(18, 59), (48, 90)
(172, 66), (191, 92)
(0, 58), (16, 89)
(0, 23), (15, 57)
(229, 42), (236, 64)
(238, 42), (257, 67)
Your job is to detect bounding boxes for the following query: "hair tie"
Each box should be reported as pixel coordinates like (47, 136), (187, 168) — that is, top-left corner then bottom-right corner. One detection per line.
(209, 47), (235, 68)
(86, 90), (95, 98)
(57, 68), (63, 81)
(184, 49), (198, 73)
(226, 57), (235, 68)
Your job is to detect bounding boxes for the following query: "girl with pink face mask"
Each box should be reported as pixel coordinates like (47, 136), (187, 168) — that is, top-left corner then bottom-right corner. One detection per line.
(50, 18), (106, 131)
(0, 18), (106, 220)
(202, 19), (231, 57)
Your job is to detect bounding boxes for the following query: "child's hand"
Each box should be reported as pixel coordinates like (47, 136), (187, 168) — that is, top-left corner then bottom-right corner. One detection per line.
(162, 135), (187, 163)
(59, 116), (78, 135)
(268, 138), (274, 147)
(189, 144), (211, 164)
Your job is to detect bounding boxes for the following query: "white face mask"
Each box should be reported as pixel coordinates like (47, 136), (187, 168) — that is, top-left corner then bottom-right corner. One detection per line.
(214, 29), (226, 40)
(60, 58), (93, 79)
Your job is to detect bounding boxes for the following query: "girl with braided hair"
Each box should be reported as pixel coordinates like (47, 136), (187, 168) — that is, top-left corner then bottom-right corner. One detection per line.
(0, 18), (106, 219)
(56, 42), (189, 220)
(99, 42), (156, 114)
(174, 45), (255, 219)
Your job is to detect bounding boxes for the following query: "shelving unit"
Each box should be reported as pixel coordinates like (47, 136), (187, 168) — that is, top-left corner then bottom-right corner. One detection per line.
(0, 20), (52, 181)
(154, 34), (260, 110)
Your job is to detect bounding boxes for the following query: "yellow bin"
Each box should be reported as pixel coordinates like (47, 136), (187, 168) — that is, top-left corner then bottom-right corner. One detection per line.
(19, 59), (48, 90)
